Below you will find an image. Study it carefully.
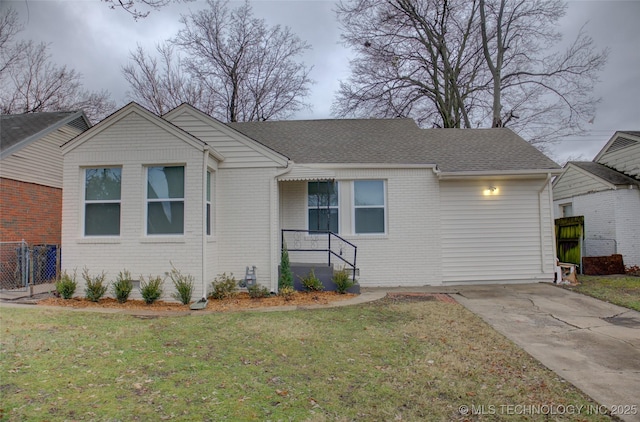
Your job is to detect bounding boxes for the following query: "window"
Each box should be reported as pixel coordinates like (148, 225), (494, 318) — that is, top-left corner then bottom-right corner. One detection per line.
(206, 171), (212, 236)
(354, 180), (385, 234)
(561, 203), (573, 218)
(308, 181), (338, 233)
(147, 166), (184, 235)
(84, 167), (121, 236)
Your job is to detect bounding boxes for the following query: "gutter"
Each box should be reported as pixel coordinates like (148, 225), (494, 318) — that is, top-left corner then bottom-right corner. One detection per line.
(537, 173), (554, 273)
(270, 161), (294, 293)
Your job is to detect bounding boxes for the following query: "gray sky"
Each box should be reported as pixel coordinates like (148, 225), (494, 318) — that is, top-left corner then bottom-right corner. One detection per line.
(6, 0), (640, 164)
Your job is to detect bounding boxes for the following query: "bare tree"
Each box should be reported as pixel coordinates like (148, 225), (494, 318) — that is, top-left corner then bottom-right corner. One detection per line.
(124, 0), (312, 122)
(478, 0), (607, 145)
(123, 43), (206, 115)
(335, 0), (607, 145)
(334, 0), (487, 128)
(101, 0), (189, 20)
(0, 7), (116, 123)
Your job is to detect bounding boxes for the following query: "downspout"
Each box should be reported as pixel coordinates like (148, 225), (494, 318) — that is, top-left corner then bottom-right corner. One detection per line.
(201, 146), (209, 300)
(538, 173), (552, 274)
(271, 161), (294, 293)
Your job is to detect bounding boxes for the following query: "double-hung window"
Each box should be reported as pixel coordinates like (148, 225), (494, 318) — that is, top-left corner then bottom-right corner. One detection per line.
(308, 181), (338, 233)
(354, 180), (385, 234)
(84, 167), (121, 236)
(147, 166), (185, 235)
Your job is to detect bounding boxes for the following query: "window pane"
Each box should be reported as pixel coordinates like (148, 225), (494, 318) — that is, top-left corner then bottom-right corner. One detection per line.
(148, 166), (184, 199)
(355, 208), (385, 234)
(148, 201), (184, 234)
(308, 181), (338, 206)
(206, 171), (211, 201)
(85, 168), (121, 201)
(354, 180), (384, 206)
(85, 203), (120, 235)
(309, 208), (338, 233)
(206, 203), (211, 236)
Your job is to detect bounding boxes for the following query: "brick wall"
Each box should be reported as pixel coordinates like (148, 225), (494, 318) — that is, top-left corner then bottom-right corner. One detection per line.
(0, 177), (61, 245)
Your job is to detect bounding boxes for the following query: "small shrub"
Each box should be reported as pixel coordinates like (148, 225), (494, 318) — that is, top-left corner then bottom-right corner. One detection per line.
(298, 268), (324, 292)
(82, 267), (108, 302)
(140, 275), (164, 304)
(209, 273), (238, 300)
(278, 285), (295, 301)
(333, 267), (356, 294)
(167, 264), (194, 305)
(112, 270), (134, 303)
(279, 242), (294, 290)
(55, 270), (77, 299)
(247, 284), (270, 299)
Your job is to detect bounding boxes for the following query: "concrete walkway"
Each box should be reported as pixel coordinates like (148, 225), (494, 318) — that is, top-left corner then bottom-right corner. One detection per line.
(425, 283), (640, 422)
(2, 282), (639, 420)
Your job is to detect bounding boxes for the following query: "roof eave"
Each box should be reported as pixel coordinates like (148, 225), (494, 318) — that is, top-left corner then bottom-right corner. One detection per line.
(438, 168), (562, 180)
(1, 111), (90, 160)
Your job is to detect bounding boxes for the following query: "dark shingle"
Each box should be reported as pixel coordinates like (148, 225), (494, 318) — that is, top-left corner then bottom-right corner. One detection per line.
(571, 161), (640, 186)
(228, 119), (559, 172)
(1, 112), (89, 154)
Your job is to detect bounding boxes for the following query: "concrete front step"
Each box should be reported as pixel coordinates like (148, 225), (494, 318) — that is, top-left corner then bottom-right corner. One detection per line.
(283, 263), (360, 294)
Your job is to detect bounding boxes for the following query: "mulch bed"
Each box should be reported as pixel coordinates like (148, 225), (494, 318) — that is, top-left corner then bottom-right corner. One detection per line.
(37, 291), (357, 313)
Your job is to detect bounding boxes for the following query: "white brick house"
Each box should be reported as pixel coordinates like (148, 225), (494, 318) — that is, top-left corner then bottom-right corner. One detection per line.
(61, 102), (561, 300)
(553, 131), (640, 267)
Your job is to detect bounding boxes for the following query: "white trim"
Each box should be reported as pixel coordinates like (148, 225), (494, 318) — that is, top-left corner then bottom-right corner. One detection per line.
(144, 164), (186, 236)
(439, 169), (562, 179)
(352, 180), (387, 235)
(300, 163), (438, 170)
(82, 166), (122, 237)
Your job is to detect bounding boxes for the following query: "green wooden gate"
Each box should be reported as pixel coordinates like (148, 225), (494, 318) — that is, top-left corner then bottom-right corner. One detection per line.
(555, 216), (584, 267)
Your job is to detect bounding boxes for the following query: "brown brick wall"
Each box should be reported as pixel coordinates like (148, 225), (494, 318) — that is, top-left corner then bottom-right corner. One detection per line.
(0, 177), (62, 245)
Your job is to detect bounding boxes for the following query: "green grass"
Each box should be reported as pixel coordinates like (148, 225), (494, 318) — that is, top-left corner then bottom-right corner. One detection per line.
(562, 275), (640, 311)
(0, 298), (613, 421)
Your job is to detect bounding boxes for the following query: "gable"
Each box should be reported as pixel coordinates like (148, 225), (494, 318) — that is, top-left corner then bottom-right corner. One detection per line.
(164, 104), (288, 168)
(553, 163), (615, 200)
(593, 131), (640, 179)
(61, 103), (222, 161)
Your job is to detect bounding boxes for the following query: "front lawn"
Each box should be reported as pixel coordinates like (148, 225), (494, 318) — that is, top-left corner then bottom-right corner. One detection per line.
(561, 275), (640, 311)
(0, 297), (613, 421)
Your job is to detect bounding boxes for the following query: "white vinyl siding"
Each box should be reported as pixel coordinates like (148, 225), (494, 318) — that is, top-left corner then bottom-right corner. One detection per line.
(441, 178), (555, 284)
(164, 109), (287, 168)
(598, 140), (640, 180)
(0, 126), (83, 188)
(552, 165), (610, 200)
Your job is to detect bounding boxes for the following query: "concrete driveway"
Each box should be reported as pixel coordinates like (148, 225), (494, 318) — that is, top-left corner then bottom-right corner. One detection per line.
(447, 283), (640, 422)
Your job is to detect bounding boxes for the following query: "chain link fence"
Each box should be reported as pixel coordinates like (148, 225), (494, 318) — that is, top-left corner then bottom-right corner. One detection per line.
(0, 242), (60, 291)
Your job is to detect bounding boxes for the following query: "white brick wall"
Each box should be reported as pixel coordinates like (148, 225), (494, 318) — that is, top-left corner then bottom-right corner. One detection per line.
(553, 188), (640, 266)
(62, 110), (211, 300)
(279, 168), (443, 287)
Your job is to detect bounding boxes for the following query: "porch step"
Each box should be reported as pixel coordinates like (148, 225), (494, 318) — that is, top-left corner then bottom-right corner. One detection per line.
(282, 263), (360, 294)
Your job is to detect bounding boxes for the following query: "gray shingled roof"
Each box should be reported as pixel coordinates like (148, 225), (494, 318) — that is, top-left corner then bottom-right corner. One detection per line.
(228, 119), (559, 172)
(571, 161), (640, 186)
(1, 111), (90, 156)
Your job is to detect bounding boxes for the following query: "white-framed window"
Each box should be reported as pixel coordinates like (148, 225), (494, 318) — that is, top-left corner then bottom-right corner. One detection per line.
(146, 165), (185, 235)
(308, 181), (338, 233)
(84, 167), (121, 236)
(206, 170), (212, 236)
(353, 180), (386, 234)
(560, 203), (573, 218)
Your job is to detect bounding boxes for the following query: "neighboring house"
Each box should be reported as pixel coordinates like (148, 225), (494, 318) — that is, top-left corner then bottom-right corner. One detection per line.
(61, 102), (560, 299)
(553, 131), (640, 267)
(1, 111), (91, 245)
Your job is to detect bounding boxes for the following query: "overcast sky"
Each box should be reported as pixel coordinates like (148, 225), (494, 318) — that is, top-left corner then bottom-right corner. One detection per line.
(6, 0), (640, 164)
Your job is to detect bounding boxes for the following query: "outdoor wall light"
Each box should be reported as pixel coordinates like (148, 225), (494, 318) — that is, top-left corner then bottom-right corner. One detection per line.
(483, 186), (499, 196)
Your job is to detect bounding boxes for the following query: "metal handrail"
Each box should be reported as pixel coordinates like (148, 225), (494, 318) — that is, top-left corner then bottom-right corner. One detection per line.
(281, 229), (357, 281)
